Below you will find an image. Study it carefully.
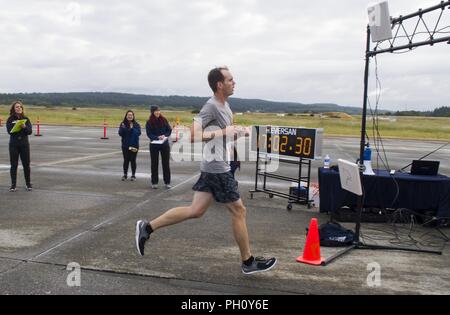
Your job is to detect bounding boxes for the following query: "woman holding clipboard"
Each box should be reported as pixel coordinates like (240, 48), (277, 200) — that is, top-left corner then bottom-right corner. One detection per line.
(146, 105), (172, 189)
(6, 101), (33, 192)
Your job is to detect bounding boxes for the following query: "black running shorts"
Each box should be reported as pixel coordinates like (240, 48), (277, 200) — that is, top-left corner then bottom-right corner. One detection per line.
(192, 172), (240, 204)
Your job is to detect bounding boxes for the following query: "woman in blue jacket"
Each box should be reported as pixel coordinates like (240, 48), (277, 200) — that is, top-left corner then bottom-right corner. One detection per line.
(119, 110), (141, 181)
(146, 105), (172, 189)
(6, 101), (33, 192)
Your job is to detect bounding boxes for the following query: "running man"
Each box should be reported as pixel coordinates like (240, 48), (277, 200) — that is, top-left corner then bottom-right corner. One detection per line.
(136, 67), (277, 274)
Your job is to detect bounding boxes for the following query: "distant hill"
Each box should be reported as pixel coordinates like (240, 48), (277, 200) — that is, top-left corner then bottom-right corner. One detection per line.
(0, 92), (363, 114)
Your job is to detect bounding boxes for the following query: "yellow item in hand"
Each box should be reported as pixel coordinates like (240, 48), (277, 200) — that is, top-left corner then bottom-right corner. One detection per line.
(10, 119), (27, 134)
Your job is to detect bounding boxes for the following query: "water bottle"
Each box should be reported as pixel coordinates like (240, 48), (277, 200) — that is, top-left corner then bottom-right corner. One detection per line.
(364, 144), (372, 162)
(324, 154), (331, 169)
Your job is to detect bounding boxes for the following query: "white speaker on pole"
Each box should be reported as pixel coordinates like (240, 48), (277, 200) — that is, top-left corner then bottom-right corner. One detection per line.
(368, 1), (393, 42)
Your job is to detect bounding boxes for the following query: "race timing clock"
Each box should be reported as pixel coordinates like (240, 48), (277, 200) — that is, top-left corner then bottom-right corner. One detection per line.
(251, 126), (323, 160)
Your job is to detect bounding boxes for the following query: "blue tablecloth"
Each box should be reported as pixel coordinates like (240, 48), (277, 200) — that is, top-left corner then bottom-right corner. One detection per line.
(318, 168), (450, 218)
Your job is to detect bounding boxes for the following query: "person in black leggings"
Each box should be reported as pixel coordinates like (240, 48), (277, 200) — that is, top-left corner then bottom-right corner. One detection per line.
(6, 101), (33, 192)
(118, 110), (141, 181)
(146, 106), (172, 189)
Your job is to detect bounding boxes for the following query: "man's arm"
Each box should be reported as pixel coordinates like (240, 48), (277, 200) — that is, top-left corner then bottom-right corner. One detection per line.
(190, 120), (237, 143)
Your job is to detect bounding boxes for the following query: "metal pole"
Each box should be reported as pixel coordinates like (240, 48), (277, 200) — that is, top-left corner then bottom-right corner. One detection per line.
(369, 36), (450, 56)
(254, 126), (260, 192)
(391, 1), (450, 25)
(355, 25), (372, 242)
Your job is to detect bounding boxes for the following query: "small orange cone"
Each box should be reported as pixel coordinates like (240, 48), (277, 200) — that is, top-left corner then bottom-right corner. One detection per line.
(35, 117), (43, 137)
(101, 118), (109, 140)
(297, 218), (324, 266)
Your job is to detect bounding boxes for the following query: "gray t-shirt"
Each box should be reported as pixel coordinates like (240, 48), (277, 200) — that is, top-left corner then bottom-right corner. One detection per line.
(195, 96), (233, 174)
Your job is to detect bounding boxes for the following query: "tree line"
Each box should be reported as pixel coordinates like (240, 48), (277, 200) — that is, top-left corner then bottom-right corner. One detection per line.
(0, 92), (362, 114)
(1, 92), (448, 116)
(383, 106), (450, 117)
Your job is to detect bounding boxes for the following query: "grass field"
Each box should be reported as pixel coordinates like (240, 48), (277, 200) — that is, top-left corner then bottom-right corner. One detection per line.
(0, 105), (449, 140)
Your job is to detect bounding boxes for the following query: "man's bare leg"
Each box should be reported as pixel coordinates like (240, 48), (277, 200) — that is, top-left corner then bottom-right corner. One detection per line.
(226, 198), (277, 274)
(150, 191), (214, 231)
(225, 199), (252, 261)
(136, 192), (214, 256)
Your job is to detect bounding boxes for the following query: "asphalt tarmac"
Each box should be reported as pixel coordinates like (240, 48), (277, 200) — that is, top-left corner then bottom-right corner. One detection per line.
(0, 125), (448, 295)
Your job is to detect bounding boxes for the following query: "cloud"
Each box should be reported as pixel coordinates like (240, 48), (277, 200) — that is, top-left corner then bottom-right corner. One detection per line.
(0, 0), (449, 110)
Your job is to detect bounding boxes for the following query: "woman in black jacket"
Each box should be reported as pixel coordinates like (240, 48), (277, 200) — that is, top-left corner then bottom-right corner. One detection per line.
(118, 110), (141, 181)
(6, 101), (33, 192)
(146, 105), (172, 189)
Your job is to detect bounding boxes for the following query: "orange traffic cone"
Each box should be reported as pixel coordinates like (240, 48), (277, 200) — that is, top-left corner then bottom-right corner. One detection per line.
(296, 218), (324, 266)
(35, 117), (43, 137)
(101, 118), (109, 140)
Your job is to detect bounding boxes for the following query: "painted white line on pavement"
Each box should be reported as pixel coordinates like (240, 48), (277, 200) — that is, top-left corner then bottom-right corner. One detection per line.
(32, 173), (200, 260)
(169, 173), (200, 190)
(54, 137), (94, 140)
(38, 151), (123, 167)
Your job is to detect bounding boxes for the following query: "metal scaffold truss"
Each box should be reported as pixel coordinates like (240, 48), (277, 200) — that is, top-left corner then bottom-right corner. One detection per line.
(370, 0), (450, 56)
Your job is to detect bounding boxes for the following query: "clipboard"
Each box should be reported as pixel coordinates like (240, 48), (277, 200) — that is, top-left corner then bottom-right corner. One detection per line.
(151, 138), (167, 145)
(10, 119), (27, 134)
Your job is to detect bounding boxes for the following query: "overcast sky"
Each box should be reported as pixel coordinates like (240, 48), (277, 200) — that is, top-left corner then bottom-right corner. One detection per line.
(0, 0), (449, 110)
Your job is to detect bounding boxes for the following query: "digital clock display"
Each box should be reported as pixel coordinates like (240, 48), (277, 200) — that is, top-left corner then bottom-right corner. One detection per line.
(251, 126), (323, 160)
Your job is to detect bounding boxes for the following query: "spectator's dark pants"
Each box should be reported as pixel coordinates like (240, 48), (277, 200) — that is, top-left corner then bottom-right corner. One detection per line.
(150, 144), (171, 185)
(10, 143), (31, 187)
(122, 147), (138, 176)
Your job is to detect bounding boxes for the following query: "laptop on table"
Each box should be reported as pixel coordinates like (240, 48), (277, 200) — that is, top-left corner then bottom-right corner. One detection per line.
(410, 160), (440, 176)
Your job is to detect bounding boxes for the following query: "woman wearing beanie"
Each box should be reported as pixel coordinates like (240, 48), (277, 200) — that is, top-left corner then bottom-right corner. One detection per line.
(118, 110), (141, 181)
(6, 101), (33, 192)
(146, 106), (172, 189)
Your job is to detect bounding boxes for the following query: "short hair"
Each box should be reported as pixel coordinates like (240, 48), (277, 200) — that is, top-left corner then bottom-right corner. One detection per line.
(208, 67), (229, 93)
